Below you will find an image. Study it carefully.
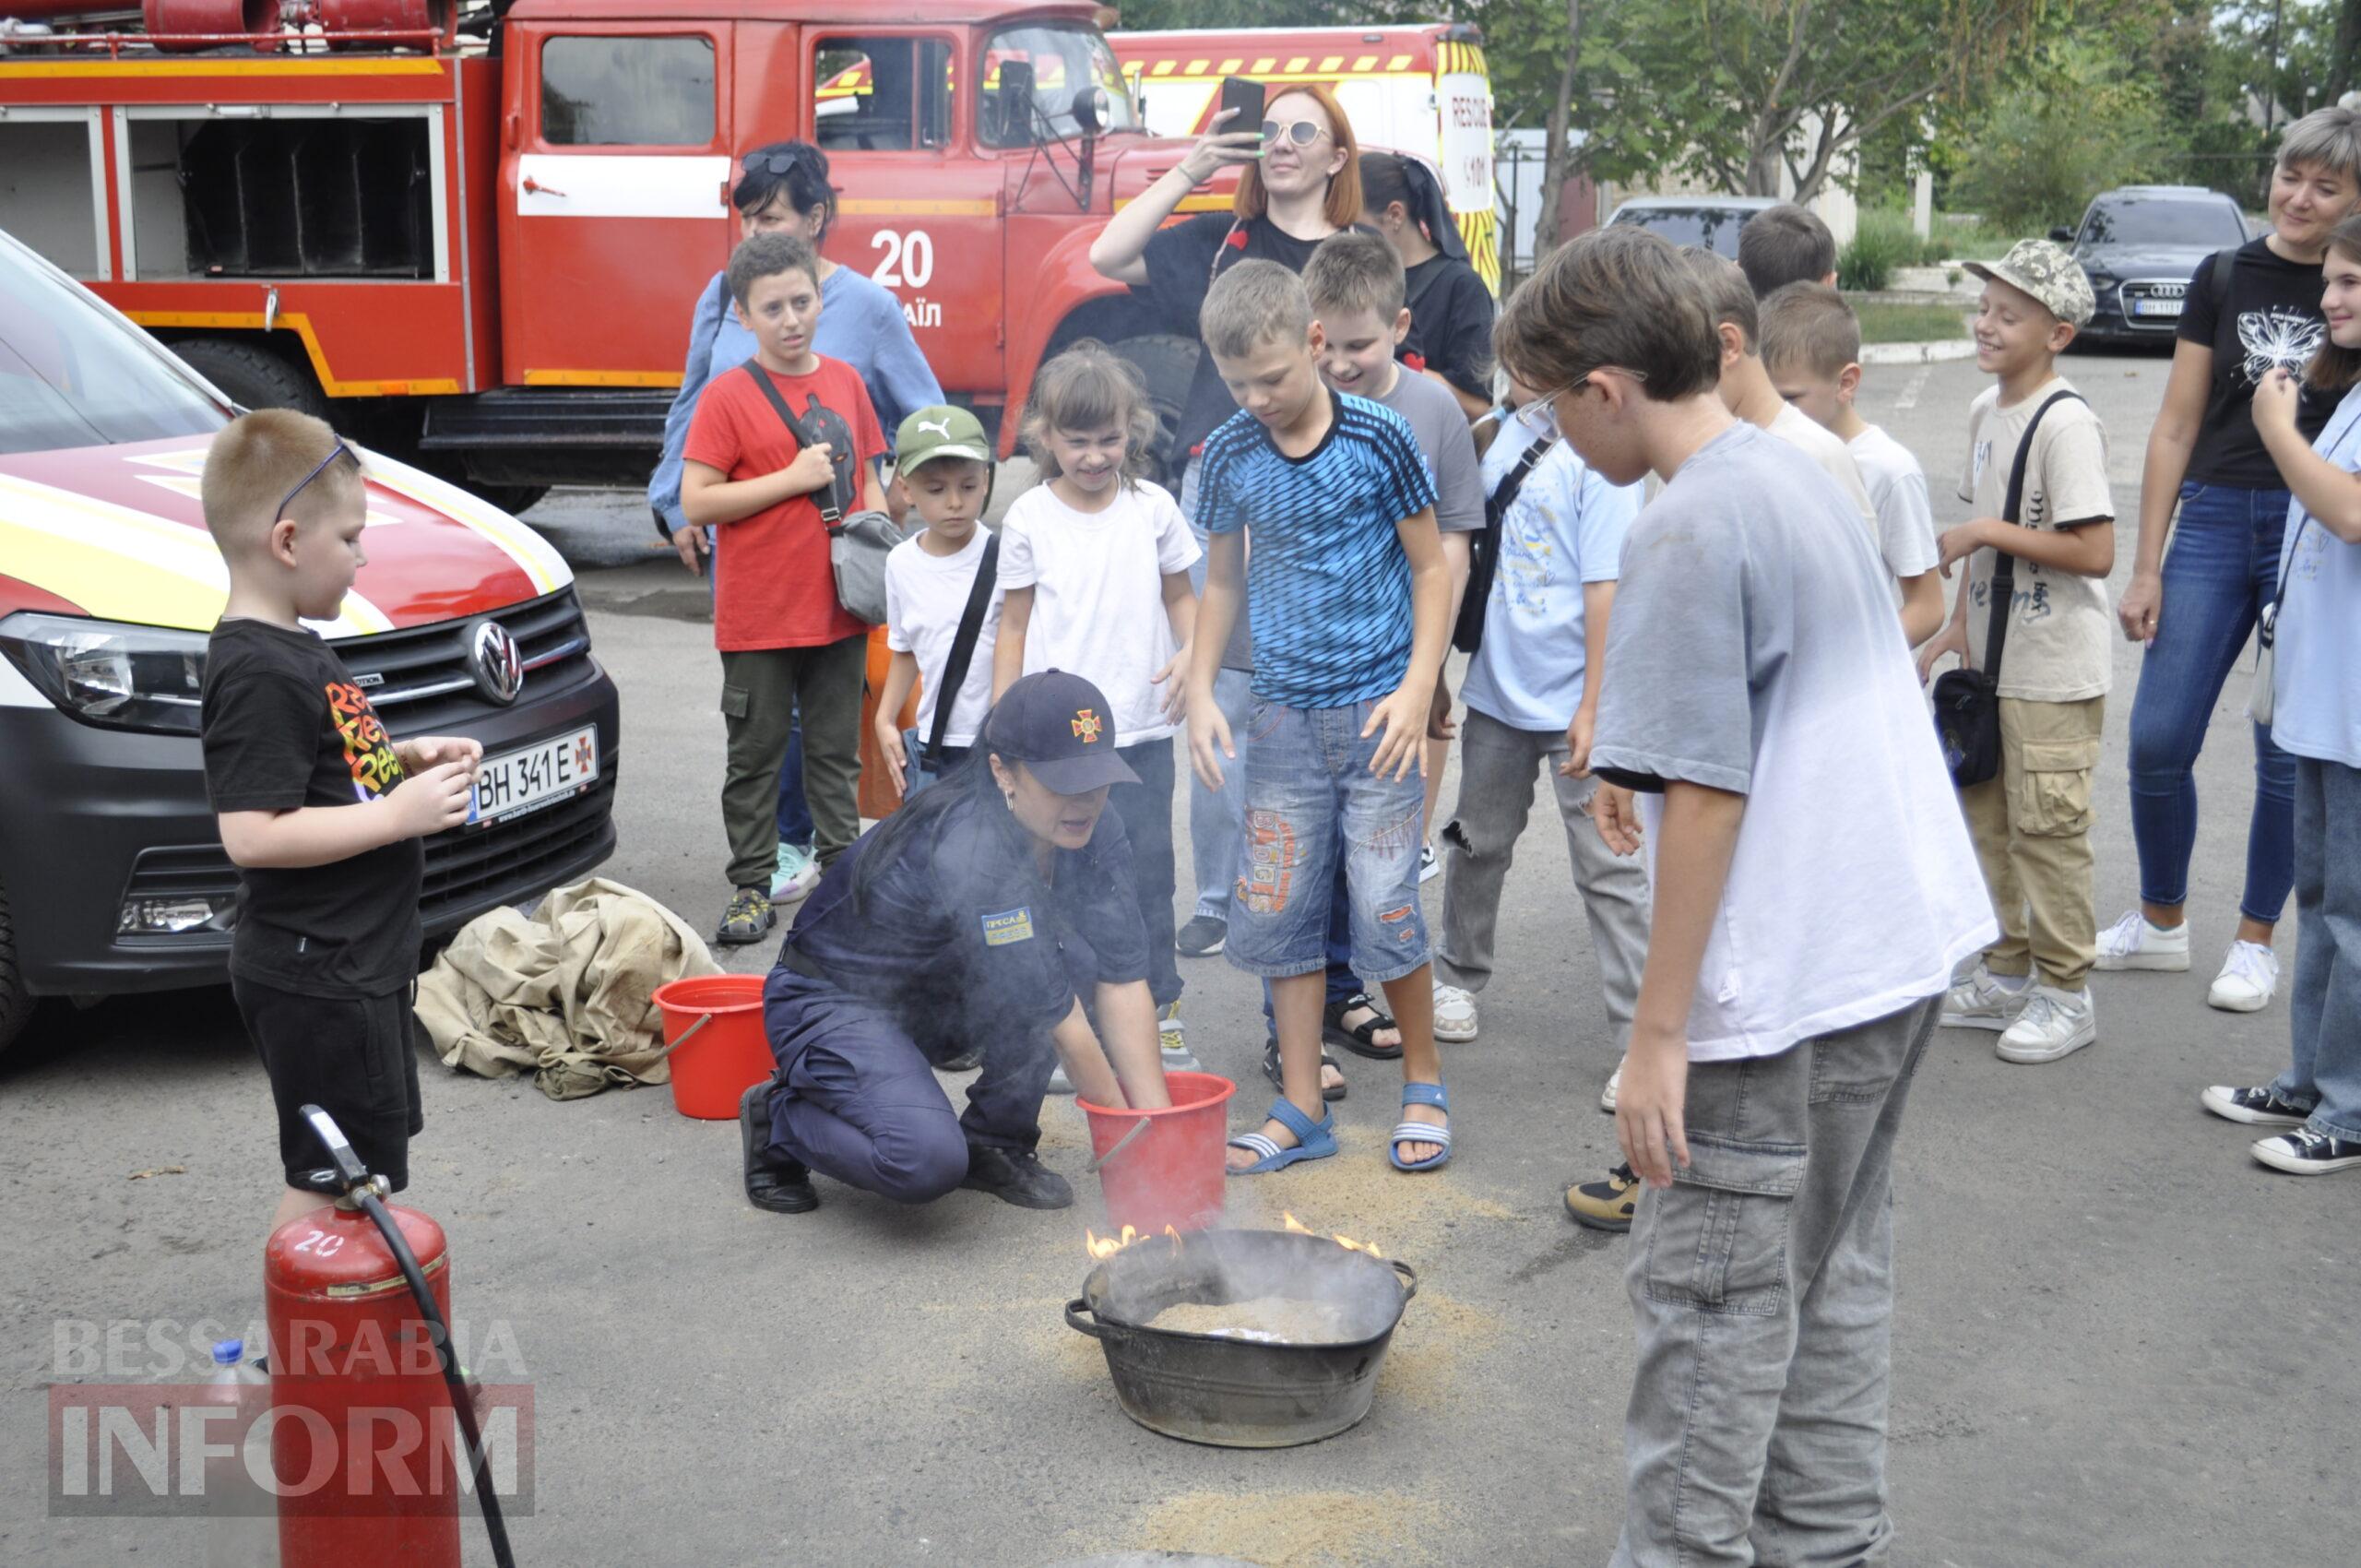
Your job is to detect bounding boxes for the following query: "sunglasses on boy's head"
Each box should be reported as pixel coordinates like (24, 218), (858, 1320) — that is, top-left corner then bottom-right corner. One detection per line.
(277, 439), (352, 519)
(1261, 119), (1330, 148)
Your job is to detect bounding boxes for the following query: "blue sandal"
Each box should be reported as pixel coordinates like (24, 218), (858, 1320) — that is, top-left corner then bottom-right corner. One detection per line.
(1227, 1097), (1338, 1175)
(1389, 1082), (1453, 1173)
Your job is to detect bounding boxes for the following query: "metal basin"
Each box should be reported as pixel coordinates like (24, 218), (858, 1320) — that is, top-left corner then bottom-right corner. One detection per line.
(1063, 1228), (1417, 1449)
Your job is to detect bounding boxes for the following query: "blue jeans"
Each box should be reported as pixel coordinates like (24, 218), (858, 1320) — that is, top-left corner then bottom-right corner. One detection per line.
(2272, 757), (2361, 1141)
(2126, 481), (2296, 922)
(708, 525), (814, 848)
(1223, 699), (1429, 982)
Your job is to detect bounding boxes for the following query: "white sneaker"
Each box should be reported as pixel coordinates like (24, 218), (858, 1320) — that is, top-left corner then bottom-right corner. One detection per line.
(2093, 909), (2190, 971)
(1996, 984), (2096, 1063)
(770, 841), (820, 903)
(1432, 983), (1478, 1042)
(1940, 962), (2031, 1032)
(2206, 940), (2278, 1013)
(1418, 841), (1442, 884)
(1599, 1063), (1622, 1114)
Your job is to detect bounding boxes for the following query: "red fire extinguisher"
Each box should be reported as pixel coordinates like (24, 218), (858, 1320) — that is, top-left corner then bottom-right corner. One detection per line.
(264, 1105), (514, 1568)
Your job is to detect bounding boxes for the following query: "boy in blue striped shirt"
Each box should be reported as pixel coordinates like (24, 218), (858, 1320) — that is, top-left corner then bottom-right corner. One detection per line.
(1186, 259), (1456, 1175)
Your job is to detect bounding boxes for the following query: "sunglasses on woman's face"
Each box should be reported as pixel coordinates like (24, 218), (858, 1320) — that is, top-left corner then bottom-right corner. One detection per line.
(1261, 119), (1330, 148)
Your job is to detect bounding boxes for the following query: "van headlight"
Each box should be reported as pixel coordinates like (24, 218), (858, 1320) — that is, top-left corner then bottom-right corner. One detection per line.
(0, 613), (208, 734)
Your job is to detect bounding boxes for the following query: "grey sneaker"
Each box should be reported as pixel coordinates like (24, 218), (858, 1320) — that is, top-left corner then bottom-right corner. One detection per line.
(1995, 984), (2096, 1064)
(1940, 963), (2030, 1031)
(715, 886), (775, 946)
(1177, 914), (1227, 957)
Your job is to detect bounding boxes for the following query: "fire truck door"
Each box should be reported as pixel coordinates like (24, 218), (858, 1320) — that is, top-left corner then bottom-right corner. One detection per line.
(503, 22), (735, 387)
(807, 28), (999, 402)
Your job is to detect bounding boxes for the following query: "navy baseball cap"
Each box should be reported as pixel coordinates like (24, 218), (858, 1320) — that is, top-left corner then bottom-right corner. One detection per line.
(982, 671), (1138, 794)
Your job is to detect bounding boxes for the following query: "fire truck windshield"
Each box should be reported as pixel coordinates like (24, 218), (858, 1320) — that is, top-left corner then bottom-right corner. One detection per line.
(979, 21), (1139, 148)
(0, 233), (225, 457)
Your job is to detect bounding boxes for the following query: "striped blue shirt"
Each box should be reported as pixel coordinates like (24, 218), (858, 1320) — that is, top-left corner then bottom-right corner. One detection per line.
(1196, 392), (1438, 708)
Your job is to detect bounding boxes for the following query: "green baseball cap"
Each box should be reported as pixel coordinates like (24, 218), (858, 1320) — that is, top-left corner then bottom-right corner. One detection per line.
(895, 405), (993, 471)
(1965, 239), (2095, 327)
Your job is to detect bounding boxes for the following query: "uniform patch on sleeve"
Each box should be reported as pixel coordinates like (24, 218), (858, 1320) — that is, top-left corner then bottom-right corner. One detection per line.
(980, 907), (1036, 946)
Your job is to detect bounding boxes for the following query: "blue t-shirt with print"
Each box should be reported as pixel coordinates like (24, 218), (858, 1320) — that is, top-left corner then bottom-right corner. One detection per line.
(2272, 381), (2361, 767)
(1195, 391), (1438, 709)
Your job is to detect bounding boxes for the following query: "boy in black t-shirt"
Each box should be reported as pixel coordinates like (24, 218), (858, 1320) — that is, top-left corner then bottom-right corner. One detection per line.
(198, 410), (481, 1235)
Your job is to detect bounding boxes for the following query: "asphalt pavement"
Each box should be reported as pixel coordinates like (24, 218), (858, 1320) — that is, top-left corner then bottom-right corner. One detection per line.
(3, 350), (2349, 1566)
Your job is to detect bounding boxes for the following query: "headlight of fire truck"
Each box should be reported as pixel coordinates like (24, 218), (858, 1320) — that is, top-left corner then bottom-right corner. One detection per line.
(0, 612), (208, 735)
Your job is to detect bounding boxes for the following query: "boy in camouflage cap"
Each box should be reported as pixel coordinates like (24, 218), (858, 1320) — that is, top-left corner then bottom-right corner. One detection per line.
(1922, 235), (2118, 1065)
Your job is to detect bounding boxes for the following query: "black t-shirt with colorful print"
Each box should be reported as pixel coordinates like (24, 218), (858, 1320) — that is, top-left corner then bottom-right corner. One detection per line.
(201, 617), (423, 997)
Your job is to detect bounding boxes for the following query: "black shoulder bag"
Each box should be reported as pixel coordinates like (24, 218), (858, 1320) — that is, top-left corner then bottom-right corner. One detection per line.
(737, 360), (903, 624)
(1453, 433), (1555, 655)
(1930, 389), (2084, 787)
(901, 533), (1001, 798)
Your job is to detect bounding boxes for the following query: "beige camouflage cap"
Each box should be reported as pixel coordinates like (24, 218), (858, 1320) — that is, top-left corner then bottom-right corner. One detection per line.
(1965, 238), (2094, 327)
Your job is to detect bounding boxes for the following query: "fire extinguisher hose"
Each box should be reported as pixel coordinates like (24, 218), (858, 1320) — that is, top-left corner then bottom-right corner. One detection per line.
(356, 1188), (518, 1568)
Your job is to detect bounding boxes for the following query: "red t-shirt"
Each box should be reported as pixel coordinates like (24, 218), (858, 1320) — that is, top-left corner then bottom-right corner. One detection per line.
(682, 355), (884, 651)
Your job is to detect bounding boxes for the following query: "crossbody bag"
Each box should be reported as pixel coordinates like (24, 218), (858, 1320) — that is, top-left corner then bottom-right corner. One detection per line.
(1931, 389), (2085, 787)
(737, 360), (904, 624)
(900, 533), (1000, 798)
(1453, 432), (1556, 655)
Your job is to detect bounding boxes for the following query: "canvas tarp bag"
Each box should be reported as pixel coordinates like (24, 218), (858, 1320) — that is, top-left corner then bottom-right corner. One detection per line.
(1931, 389), (2084, 787)
(738, 360), (903, 624)
(1453, 432), (1556, 655)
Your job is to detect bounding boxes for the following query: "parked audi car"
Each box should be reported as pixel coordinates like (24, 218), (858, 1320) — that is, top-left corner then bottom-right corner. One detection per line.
(0, 228), (620, 1059)
(1606, 196), (1786, 258)
(2051, 185), (2251, 347)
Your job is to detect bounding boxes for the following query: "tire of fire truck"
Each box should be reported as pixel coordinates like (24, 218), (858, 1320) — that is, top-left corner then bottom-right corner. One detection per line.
(1108, 333), (1198, 488)
(172, 337), (332, 422)
(0, 876), (33, 1062)
(415, 465), (551, 518)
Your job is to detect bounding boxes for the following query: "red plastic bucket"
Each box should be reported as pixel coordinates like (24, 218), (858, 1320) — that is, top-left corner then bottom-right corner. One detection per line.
(1075, 1071), (1237, 1235)
(651, 975), (773, 1120)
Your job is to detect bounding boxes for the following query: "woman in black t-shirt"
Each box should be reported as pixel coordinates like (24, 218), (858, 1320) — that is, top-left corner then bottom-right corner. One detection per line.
(2108, 103), (2361, 1009)
(1359, 150), (1495, 422)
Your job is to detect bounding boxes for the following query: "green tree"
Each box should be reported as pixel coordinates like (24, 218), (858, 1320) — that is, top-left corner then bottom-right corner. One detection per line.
(1950, 42), (2177, 232)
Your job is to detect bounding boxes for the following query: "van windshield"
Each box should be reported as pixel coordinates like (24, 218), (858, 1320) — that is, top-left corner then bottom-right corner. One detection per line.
(0, 239), (227, 456)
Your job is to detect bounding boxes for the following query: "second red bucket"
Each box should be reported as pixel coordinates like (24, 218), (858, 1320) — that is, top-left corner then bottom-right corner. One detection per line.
(651, 974), (773, 1120)
(1075, 1071), (1237, 1235)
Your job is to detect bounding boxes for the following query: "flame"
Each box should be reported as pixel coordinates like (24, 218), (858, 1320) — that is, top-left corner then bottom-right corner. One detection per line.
(1279, 1211), (1383, 1260)
(1083, 1223), (1188, 1260)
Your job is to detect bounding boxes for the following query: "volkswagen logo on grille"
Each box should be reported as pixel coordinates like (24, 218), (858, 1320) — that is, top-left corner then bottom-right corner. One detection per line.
(469, 619), (523, 706)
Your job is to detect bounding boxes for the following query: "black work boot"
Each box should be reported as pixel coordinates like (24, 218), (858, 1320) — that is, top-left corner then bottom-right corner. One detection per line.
(741, 1082), (817, 1214)
(957, 1142), (1072, 1209)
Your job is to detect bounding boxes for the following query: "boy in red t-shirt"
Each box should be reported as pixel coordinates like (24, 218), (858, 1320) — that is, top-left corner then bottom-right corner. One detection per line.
(683, 231), (887, 944)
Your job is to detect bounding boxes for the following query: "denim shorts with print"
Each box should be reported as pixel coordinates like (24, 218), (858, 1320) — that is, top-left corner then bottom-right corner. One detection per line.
(1226, 697), (1430, 982)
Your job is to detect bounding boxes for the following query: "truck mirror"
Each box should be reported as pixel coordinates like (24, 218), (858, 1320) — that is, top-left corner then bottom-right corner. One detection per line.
(998, 59), (1038, 141)
(1071, 86), (1107, 136)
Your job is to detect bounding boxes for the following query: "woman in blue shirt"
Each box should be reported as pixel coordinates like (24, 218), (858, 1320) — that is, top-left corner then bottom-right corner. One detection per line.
(647, 141), (943, 897)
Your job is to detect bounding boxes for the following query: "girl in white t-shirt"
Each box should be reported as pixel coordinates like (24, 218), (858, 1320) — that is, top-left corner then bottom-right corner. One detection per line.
(2208, 214), (2361, 1176)
(994, 342), (1201, 1070)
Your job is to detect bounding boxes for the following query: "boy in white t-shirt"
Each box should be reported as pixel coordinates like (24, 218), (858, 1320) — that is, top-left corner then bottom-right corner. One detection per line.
(994, 342), (1201, 1068)
(1498, 224), (1993, 1562)
(1918, 241), (2116, 1064)
(875, 407), (1003, 796)
(1760, 281), (1948, 646)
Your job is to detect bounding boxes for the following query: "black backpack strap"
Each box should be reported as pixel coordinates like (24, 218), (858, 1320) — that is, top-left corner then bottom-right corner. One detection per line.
(1489, 433), (1556, 520)
(922, 533), (1000, 766)
(2207, 246), (2239, 369)
(737, 360), (843, 527)
(1983, 389), (2085, 682)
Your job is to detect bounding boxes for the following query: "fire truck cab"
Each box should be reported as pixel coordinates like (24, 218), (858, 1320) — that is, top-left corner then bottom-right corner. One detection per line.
(0, 0), (1223, 495)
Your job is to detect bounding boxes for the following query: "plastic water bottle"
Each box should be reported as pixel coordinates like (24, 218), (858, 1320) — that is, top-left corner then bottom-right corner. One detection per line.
(203, 1338), (276, 1568)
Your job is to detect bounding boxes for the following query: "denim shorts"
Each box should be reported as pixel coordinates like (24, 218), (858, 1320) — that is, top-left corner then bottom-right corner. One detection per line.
(1226, 697), (1430, 981)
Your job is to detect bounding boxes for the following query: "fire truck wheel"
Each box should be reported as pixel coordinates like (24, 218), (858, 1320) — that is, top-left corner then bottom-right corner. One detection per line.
(1109, 333), (1197, 485)
(464, 484), (551, 517)
(172, 339), (330, 422)
(0, 876), (32, 1062)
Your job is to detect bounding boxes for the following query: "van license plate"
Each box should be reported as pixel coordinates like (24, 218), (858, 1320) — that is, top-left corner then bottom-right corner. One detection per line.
(2133, 298), (2183, 317)
(467, 726), (599, 826)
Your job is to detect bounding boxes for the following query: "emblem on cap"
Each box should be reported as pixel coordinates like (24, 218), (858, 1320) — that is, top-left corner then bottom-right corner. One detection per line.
(469, 619), (523, 706)
(1071, 708), (1103, 743)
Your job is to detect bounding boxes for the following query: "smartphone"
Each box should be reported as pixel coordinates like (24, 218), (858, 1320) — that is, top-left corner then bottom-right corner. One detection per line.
(1218, 76), (1264, 140)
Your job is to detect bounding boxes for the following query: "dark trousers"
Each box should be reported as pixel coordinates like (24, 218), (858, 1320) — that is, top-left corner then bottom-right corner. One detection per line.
(719, 635), (867, 889)
(706, 531), (813, 847)
(1109, 737), (1182, 1009)
(760, 968), (1056, 1203)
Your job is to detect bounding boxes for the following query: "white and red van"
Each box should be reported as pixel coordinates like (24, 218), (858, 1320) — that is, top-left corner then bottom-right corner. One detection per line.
(0, 226), (620, 1058)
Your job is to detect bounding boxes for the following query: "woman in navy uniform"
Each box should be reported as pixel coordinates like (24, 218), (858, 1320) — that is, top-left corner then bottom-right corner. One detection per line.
(741, 671), (1174, 1213)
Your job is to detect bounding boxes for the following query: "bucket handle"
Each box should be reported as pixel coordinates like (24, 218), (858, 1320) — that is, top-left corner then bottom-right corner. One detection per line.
(1389, 1259), (1418, 1304)
(1083, 1117), (1152, 1175)
(1063, 1297), (1110, 1340)
(651, 1013), (713, 1061)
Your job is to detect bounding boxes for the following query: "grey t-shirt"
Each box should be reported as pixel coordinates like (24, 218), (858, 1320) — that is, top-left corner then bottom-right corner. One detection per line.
(1201, 365), (1478, 672)
(1589, 421), (1994, 1059)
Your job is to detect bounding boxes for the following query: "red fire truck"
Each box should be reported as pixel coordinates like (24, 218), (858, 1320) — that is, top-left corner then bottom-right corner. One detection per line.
(0, 0), (1258, 504)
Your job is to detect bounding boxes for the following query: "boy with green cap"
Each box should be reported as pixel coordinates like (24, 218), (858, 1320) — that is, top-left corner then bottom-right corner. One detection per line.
(876, 406), (1003, 797)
